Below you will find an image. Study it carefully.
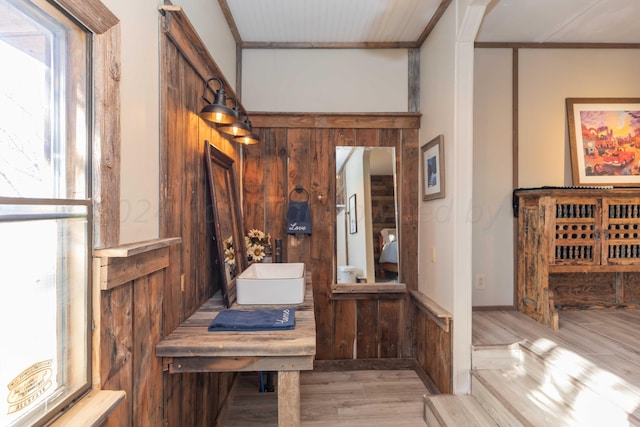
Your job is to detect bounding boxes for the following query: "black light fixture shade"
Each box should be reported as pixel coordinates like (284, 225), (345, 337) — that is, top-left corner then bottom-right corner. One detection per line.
(199, 77), (238, 124)
(234, 132), (261, 145)
(232, 116), (260, 145)
(217, 106), (252, 137)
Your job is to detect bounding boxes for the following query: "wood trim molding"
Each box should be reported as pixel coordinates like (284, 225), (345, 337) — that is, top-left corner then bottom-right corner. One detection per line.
(410, 290), (452, 332)
(416, 0), (452, 47)
(235, 43), (242, 100)
(512, 47), (519, 308)
(92, 16), (121, 249)
(56, 0), (119, 34)
(313, 358), (415, 372)
(408, 48), (420, 112)
(476, 42), (640, 49)
(250, 112), (421, 129)
(412, 360), (443, 394)
(241, 41), (418, 49)
(472, 305), (516, 311)
(331, 283), (407, 300)
(217, 0), (242, 45)
(94, 237), (181, 257)
(93, 237), (181, 290)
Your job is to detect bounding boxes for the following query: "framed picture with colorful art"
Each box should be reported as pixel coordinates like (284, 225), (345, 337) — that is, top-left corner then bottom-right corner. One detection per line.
(567, 98), (640, 187)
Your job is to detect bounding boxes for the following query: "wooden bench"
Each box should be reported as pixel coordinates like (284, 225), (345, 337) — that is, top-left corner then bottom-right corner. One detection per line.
(156, 276), (316, 426)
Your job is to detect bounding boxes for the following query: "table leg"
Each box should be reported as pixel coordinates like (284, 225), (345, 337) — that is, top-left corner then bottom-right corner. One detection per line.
(277, 370), (300, 426)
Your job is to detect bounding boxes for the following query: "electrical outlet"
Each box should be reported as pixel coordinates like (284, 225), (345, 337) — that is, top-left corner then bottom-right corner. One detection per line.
(430, 247), (436, 263)
(475, 273), (487, 290)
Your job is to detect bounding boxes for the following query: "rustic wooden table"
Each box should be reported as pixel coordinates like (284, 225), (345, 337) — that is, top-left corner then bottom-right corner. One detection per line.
(156, 277), (316, 426)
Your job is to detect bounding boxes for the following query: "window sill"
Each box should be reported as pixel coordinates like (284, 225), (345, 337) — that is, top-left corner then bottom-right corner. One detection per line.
(48, 389), (125, 427)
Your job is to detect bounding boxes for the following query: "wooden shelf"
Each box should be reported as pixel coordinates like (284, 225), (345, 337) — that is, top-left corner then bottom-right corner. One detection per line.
(409, 290), (452, 332)
(93, 237), (181, 290)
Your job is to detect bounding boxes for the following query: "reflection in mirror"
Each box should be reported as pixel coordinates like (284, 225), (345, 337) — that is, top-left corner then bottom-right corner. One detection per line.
(206, 141), (246, 307)
(336, 147), (399, 284)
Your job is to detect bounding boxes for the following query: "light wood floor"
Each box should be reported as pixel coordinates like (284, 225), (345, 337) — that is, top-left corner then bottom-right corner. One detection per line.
(224, 309), (640, 426)
(223, 369), (430, 426)
(473, 309), (640, 396)
(474, 309), (640, 354)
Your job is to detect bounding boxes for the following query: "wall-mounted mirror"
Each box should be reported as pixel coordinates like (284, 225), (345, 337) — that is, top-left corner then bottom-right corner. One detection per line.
(336, 146), (399, 284)
(206, 141), (246, 307)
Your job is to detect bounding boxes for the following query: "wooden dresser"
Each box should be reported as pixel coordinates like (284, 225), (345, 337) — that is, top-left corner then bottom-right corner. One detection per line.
(514, 187), (640, 329)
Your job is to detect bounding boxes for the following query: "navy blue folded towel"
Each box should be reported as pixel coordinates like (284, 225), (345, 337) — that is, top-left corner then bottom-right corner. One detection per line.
(208, 308), (296, 332)
(287, 201), (312, 235)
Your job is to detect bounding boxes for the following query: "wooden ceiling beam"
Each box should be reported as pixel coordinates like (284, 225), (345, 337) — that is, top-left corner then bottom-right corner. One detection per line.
(240, 41), (418, 49)
(475, 42), (640, 49)
(218, 0), (242, 45)
(216, 0), (452, 50)
(416, 0), (452, 48)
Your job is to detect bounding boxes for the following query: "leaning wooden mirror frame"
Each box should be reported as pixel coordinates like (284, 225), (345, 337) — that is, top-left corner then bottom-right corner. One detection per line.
(205, 141), (247, 307)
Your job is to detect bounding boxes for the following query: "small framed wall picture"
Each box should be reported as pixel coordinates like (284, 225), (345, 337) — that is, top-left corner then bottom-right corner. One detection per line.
(422, 135), (445, 201)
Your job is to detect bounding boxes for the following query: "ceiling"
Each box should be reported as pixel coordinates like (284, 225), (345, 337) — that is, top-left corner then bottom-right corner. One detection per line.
(219, 0), (640, 47)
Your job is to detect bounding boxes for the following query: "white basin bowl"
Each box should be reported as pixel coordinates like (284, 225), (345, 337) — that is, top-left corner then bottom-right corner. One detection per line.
(236, 262), (305, 305)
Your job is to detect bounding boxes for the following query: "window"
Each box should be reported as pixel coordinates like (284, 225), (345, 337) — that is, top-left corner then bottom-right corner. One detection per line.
(0, 0), (91, 425)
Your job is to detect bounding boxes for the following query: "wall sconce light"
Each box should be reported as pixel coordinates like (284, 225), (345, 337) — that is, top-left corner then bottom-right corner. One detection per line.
(234, 133), (261, 145)
(217, 108), (252, 137)
(234, 117), (261, 145)
(199, 77), (238, 124)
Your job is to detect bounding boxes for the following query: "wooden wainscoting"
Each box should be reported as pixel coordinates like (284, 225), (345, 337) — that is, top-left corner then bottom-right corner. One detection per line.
(94, 238), (180, 426)
(94, 237), (239, 427)
(411, 291), (453, 393)
(331, 289), (407, 360)
(244, 113), (420, 361)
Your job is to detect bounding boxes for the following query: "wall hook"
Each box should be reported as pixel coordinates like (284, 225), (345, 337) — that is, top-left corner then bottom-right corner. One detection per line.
(289, 185), (310, 202)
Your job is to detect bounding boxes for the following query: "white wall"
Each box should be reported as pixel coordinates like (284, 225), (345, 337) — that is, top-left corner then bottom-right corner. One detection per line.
(101, 0), (161, 244)
(419, 0), (466, 393)
(418, 1), (456, 314)
(175, 0), (237, 90)
(420, 0), (489, 395)
(344, 148), (368, 278)
(472, 49), (513, 307)
(336, 210), (347, 267)
(241, 49), (408, 112)
(472, 48), (640, 307)
(519, 49), (640, 188)
(99, 0), (237, 244)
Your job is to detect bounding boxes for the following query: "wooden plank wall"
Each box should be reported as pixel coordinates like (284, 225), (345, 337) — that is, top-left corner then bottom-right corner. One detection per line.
(95, 239), (237, 427)
(159, 38), (236, 422)
(157, 9), (242, 426)
(95, 243), (175, 426)
(413, 307), (453, 393)
(244, 115), (420, 361)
